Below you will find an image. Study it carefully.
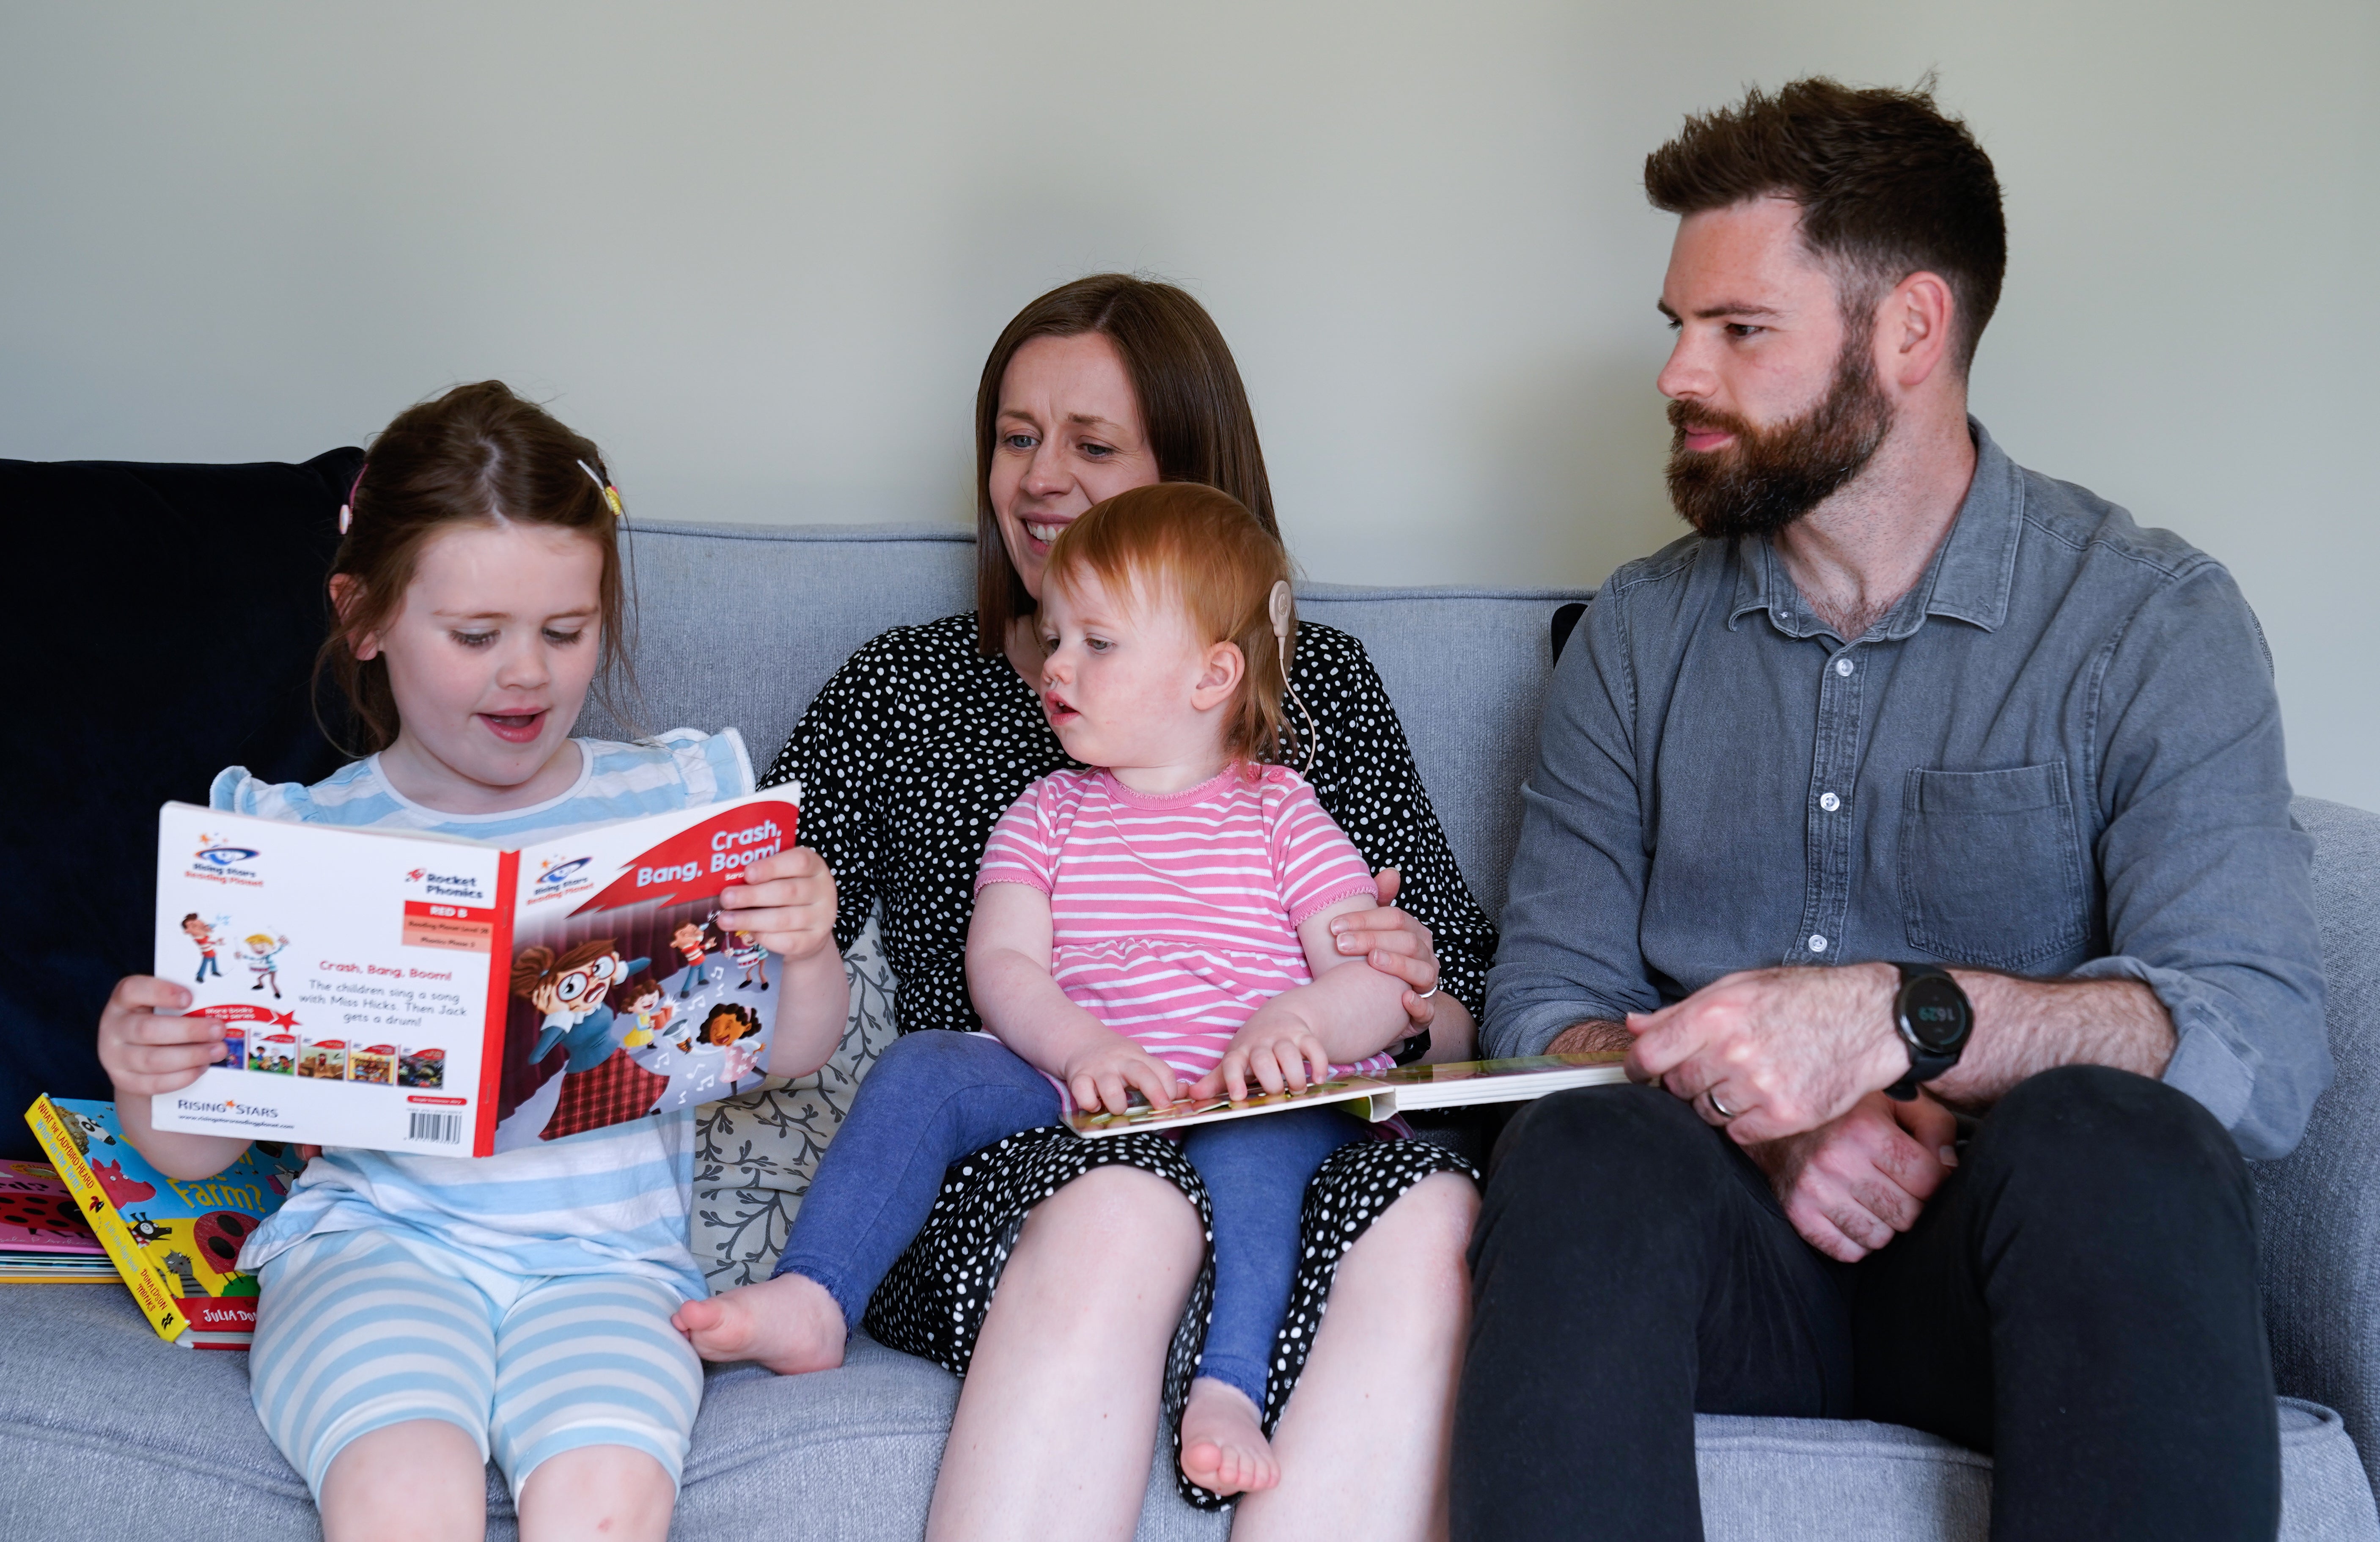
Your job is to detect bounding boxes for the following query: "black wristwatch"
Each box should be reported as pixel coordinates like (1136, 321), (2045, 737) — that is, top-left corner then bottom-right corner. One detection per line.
(1884, 963), (1972, 1101)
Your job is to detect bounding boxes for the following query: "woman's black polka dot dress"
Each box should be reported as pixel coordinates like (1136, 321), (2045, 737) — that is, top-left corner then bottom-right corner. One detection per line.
(762, 611), (1488, 1508)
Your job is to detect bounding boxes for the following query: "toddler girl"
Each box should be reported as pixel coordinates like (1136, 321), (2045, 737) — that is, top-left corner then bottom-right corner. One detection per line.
(94, 382), (847, 1542)
(679, 482), (1415, 1499)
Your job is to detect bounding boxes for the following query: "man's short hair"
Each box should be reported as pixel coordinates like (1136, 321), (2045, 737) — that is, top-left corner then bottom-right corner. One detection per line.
(1645, 77), (2006, 372)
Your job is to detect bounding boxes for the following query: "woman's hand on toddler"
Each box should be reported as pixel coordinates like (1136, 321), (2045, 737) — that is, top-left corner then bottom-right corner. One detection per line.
(98, 976), (227, 1096)
(1190, 1007), (1333, 1103)
(1062, 1033), (1185, 1116)
(1326, 869), (1443, 1028)
(716, 845), (838, 959)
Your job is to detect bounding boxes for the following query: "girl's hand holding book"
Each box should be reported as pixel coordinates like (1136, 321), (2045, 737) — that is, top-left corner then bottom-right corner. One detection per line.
(97, 976), (224, 1096)
(716, 845), (839, 959)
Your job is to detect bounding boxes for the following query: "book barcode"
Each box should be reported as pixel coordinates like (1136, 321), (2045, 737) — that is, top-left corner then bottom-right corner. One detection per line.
(408, 1112), (463, 1145)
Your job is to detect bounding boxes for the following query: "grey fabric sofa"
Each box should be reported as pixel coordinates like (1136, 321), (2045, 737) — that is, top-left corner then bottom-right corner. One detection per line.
(3, 520), (2374, 1540)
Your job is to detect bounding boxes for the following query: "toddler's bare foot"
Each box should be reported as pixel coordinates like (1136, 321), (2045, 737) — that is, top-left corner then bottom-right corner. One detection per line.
(1179, 1376), (1280, 1496)
(671, 1271), (846, 1374)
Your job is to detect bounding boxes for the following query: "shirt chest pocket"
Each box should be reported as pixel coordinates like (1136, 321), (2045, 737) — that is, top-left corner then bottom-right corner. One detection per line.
(1897, 761), (2089, 970)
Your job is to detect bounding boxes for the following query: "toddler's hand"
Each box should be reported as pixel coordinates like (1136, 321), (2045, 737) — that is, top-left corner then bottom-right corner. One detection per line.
(717, 846), (838, 960)
(98, 976), (226, 1097)
(1062, 1033), (1185, 1117)
(1190, 1009), (1332, 1103)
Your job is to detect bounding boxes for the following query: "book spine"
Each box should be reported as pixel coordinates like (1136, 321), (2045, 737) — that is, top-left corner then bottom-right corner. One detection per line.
(24, 1098), (192, 1344)
(470, 849), (522, 1157)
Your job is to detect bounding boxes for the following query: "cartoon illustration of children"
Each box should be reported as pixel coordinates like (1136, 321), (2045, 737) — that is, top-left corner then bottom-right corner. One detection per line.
(614, 970), (673, 1049)
(182, 914), (223, 984)
(513, 939), (638, 1065)
(727, 927), (770, 991)
(667, 916), (726, 1000)
(236, 933), (288, 998)
(509, 938), (668, 1142)
(698, 1001), (766, 1083)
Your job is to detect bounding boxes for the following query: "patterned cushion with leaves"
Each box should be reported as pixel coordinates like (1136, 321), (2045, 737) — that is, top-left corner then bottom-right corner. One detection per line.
(691, 908), (899, 1290)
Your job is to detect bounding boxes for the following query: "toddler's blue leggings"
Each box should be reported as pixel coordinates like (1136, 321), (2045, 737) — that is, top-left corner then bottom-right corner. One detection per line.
(774, 1028), (1365, 1414)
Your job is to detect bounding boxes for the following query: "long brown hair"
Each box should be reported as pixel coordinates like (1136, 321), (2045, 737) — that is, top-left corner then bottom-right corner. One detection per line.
(973, 275), (1276, 656)
(318, 381), (635, 754)
(1044, 483), (1296, 769)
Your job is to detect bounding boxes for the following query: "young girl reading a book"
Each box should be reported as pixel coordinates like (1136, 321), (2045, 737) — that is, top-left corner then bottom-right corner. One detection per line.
(93, 382), (848, 1542)
(678, 482), (1474, 1504)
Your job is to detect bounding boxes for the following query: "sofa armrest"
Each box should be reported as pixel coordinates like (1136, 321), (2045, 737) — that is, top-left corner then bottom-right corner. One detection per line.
(2255, 796), (2380, 1498)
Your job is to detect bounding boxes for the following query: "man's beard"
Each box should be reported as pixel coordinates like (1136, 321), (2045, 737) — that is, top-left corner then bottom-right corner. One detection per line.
(1666, 343), (1895, 540)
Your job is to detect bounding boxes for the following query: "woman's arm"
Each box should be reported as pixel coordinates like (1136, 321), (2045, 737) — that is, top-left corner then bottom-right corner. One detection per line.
(1292, 626), (1499, 1032)
(1191, 894), (1413, 1101)
(758, 633), (901, 955)
(966, 881), (1183, 1114)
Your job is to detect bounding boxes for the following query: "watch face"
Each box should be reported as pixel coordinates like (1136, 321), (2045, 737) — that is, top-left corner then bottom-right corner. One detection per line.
(1901, 976), (1969, 1052)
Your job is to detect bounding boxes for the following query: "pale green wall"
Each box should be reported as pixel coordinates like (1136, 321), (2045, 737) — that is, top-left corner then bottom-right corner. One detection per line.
(4, 1), (2373, 807)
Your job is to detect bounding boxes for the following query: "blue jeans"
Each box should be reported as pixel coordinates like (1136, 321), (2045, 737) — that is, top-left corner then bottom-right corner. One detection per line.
(775, 1029), (1365, 1412)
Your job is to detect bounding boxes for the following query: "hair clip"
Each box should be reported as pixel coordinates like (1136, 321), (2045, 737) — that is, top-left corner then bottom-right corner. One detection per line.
(338, 462), (368, 536)
(577, 459), (624, 518)
(1269, 580), (1318, 773)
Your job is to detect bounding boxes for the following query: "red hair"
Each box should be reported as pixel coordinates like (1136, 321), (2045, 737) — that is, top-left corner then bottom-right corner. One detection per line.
(1044, 483), (1297, 768)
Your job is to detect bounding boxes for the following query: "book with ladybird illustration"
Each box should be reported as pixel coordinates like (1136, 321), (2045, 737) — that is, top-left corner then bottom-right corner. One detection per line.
(25, 1096), (302, 1346)
(1064, 1052), (1632, 1138)
(147, 786), (801, 1157)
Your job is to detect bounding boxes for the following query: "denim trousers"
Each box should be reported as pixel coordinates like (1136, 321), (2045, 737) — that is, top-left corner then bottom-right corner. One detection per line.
(773, 1028), (1364, 1410)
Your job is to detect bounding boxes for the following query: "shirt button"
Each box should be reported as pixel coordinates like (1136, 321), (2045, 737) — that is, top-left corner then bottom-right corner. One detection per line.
(1834, 657), (1854, 676)
(1819, 792), (1841, 811)
(1808, 933), (1830, 953)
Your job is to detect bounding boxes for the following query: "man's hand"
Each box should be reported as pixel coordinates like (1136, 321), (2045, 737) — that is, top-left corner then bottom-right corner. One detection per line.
(1625, 963), (1907, 1143)
(716, 846), (838, 960)
(1752, 1092), (1959, 1262)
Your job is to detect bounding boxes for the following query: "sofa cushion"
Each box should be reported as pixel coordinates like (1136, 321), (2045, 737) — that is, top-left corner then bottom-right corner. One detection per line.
(1694, 1401), (2375, 1542)
(0, 451), (361, 1159)
(4, 1282), (2368, 1540)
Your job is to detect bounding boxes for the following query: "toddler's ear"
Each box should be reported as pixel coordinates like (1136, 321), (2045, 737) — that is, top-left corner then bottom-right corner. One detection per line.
(1193, 640), (1246, 709)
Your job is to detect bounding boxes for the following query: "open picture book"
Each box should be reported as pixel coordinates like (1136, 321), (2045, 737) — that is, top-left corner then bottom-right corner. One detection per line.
(150, 787), (801, 1157)
(1065, 1051), (1631, 1138)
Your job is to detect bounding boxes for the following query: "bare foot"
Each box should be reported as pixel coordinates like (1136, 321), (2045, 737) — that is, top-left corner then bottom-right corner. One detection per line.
(1178, 1376), (1280, 1496)
(671, 1270), (847, 1374)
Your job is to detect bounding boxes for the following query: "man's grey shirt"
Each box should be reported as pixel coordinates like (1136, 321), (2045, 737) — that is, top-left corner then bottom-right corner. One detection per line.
(1485, 422), (2328, 1159)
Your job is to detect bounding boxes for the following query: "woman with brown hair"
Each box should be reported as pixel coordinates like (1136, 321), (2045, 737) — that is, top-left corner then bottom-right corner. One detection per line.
(693, 275), (1489, 1540)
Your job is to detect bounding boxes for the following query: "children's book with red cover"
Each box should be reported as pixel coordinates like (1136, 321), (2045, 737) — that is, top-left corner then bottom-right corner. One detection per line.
(0, 1158), (118, 1282)
(148, 787), (801, 1157)
(25, 1097), (303, 1345)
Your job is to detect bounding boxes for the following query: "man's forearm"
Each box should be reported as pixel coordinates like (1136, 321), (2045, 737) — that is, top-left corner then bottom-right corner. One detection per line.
(1547, 1020), (1635, 1055)
(1927, 970), (2172, 1112)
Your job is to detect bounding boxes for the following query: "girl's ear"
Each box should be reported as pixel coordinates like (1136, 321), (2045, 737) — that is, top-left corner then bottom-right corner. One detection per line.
(328, 574), (381, 662)
(1192, 640), (1246, 712)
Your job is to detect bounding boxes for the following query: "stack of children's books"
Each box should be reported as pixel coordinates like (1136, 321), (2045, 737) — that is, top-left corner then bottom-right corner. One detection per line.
(24, 1096), (303, 1349)
(0, 1158), (119, 1284)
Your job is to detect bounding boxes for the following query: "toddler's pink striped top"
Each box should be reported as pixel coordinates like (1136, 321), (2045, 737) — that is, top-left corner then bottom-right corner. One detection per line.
(976, 764), (1386, 1085)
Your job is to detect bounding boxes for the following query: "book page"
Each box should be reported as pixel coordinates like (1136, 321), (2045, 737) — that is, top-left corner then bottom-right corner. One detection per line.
(149, 805), (502, 1154)
(490, 791), (801, 1154)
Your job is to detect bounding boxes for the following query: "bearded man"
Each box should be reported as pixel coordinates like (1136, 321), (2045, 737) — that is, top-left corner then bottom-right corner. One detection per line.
(1458, 80), (2327, 1542)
